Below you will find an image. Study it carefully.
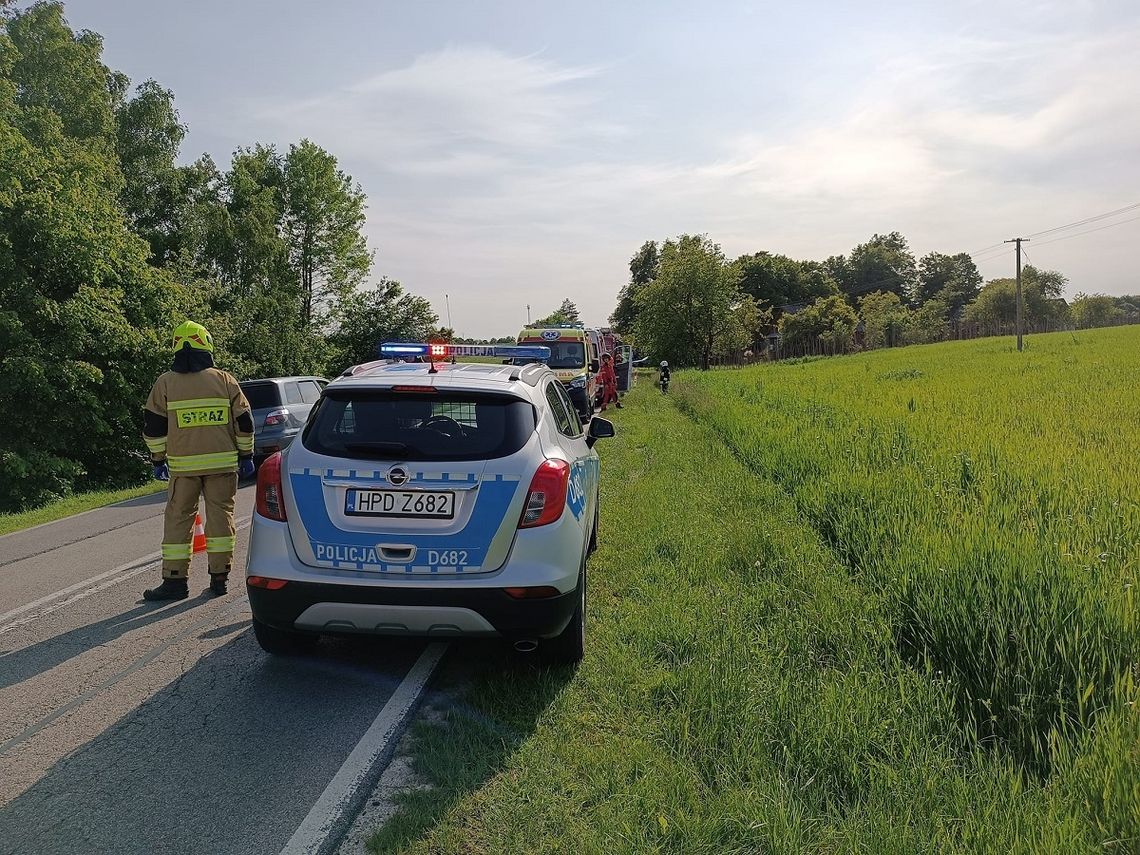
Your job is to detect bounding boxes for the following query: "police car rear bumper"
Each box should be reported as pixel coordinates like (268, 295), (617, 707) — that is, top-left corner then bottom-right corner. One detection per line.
(248, 579), (578, 640)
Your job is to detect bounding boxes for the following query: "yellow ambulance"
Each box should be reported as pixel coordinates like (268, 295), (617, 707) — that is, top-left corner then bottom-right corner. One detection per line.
(516, 324), (598, 420)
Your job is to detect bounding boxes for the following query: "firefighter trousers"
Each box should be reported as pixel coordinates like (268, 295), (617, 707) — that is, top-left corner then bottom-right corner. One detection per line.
(161, 472), (238, 580)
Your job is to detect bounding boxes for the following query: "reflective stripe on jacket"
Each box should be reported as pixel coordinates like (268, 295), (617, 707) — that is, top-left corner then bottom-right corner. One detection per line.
(143, 368), (253, 475)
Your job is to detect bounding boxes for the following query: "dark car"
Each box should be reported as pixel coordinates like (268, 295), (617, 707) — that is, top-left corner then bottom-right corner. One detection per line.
(240, 376), (328, 465)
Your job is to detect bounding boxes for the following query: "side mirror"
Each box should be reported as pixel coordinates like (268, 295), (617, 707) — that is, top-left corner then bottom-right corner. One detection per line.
(586, 416), (615, 447)
(590, 360), (599, 373)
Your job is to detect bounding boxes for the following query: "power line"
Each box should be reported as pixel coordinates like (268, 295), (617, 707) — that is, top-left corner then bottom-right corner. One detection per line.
(969, 241), (1007, 257)
(969, 201), (1140, 260)
(1030, 213), (1140, 247)
(972, 246), (1015, 264)
(1026, 201), (1140, 240)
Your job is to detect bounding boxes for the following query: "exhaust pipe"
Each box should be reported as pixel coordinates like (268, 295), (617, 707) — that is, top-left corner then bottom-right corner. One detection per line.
(513, 639), (538, 653)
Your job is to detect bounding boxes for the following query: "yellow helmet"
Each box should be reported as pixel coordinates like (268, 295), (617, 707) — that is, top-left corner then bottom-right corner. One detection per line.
(172, 321), (214, 353)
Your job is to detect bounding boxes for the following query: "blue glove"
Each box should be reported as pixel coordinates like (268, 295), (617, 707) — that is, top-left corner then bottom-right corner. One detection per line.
(239, 457), (256, 479)
(153, 461), (169, 482)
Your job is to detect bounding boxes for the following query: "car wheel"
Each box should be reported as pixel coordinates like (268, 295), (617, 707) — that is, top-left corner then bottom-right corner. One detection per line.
(252, 616), (318, 656)
(542, 564), (585, 666)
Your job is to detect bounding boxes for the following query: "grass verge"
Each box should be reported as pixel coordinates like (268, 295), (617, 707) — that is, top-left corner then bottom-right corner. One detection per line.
(366, 381), (1111, 853)
(0, 481), (164, 537)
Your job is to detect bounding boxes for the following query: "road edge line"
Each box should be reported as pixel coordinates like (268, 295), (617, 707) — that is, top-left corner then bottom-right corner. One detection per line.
(279, 642), (448, 855)
(0, 518), (251, 633)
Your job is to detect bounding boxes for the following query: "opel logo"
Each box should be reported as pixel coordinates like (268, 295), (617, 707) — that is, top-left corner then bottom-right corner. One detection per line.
(387, 466), (410, 486)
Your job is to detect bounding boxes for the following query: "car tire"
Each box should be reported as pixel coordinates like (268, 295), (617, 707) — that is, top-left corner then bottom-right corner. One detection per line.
(542, 563), (585, 666)
(252, 616), (318, 656)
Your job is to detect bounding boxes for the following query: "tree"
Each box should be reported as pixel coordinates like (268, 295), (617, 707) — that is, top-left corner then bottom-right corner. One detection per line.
(6, 1), (121, 142)
(838, 232), (917, 303)
(629, 239), (659, 287)
(610, 240), (659, 335)
(908, 297), (950, 344)
(777, 295), (858, 356)
(964, 279), (1018, 327)
(1070, 293), (1123, 329)
(715, 295), (772, 358)
(115, 79), (186, 265)
(558, 298), (580, 324)
(1023, 265), (1067, 300)
(634, 234), (738, 369)
(533, 307), (570, 327)
(964, 266), (1070, 329)
(733, 252), (838, 313)
(1113, 295), (1140, 315)
(282, 139), (372, 326)
(0, 2), (176, 510)
(859, 291), (911, 349)
(326, 279), (437, 373)
(916, 252), (981, 314)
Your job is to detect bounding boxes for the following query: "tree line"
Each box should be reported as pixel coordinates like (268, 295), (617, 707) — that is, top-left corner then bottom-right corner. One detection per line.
(0, 2), (441, 511)
(611, 230), (1135, 366)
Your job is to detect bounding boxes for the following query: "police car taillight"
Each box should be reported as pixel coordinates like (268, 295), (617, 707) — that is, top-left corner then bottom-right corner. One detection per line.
(256, 452), (287, 521)
(518, 459), (569, 528)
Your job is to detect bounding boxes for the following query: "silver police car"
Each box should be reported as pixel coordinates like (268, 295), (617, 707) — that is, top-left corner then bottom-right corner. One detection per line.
(245, 345), (614, 664)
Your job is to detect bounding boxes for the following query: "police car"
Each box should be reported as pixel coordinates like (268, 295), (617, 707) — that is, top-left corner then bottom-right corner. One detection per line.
(245, 343), (614, 664)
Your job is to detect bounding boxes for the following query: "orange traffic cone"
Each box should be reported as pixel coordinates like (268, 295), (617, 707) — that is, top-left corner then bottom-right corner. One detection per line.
(192, 513), (207, 554)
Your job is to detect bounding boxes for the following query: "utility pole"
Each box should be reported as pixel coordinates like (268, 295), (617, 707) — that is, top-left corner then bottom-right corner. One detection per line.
(445, 293), (452, 330)
(526, 304), (531, 325)
(1005, 237), (1029, 351)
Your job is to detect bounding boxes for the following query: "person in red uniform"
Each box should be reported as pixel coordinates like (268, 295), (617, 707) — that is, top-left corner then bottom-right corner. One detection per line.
(598, 352), (622, 411)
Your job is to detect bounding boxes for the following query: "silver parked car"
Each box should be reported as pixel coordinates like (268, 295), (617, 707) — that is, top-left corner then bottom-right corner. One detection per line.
(245, 354), (614, 664)
(239, 376), (328, 465)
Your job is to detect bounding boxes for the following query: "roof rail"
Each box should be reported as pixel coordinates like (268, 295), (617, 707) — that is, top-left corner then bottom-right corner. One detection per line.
(516, 362), (549, 386)
(341, 358), (395, 377)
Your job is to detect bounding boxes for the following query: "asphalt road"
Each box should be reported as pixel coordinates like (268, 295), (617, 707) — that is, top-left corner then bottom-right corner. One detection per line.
(0, 486), (429, 855)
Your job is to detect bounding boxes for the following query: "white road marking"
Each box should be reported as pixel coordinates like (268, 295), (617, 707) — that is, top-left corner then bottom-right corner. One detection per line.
(280, 642), (448, 855)
(0, 518), (251, 634)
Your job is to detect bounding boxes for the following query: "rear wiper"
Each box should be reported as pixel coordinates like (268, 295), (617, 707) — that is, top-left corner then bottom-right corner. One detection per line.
(344, 441), (411, 459)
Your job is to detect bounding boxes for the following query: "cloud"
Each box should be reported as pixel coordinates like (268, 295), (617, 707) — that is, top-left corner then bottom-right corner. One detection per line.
(257, 46), (612, 173)
(249, 30), (1140, 335)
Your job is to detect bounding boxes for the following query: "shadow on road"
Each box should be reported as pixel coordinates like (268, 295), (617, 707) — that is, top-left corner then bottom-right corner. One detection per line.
(366, 640), (575, 852)
(0, 596), (207, 692)
(113, 492), (169, 510)
(0, 630), (426, 855)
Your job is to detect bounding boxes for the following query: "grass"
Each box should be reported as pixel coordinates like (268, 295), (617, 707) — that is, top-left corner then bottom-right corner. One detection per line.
(0, 481), (165, 536)
(366, 338), (1139, 853)
(678, 329), (1139, 769)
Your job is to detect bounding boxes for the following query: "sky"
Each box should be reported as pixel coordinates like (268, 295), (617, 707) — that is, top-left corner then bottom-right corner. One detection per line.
(60, 0), (1140, 337)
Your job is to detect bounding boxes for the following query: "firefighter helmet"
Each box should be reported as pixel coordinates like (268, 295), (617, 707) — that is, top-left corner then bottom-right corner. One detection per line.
(172, 321), (214, 353)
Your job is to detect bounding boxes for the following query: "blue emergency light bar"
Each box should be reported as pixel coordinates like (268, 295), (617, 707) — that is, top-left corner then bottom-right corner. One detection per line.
(378, 342), (551, 361)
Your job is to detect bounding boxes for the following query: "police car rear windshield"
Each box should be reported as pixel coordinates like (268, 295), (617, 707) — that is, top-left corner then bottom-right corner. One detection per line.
(302, 391), (536, 462)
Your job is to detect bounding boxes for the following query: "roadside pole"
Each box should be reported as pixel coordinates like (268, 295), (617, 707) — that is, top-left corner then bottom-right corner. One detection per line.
(1005, 237), (1029, 351)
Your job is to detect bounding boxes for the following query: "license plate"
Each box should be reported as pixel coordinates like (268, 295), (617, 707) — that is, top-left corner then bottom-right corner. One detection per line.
(345, 489), (455, 518)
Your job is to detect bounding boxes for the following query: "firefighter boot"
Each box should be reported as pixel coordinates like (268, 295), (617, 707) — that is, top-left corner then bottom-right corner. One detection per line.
(208, 574), (228, 597)
(144, 578), (189, 601)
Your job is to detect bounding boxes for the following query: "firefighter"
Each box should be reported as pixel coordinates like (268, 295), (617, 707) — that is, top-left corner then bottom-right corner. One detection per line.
(598, 352), (622, 411)
(141, 321), (255, 601)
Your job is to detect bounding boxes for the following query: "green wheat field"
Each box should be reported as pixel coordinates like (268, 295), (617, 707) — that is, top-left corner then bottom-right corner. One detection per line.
(373, 326), (1139, 854)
